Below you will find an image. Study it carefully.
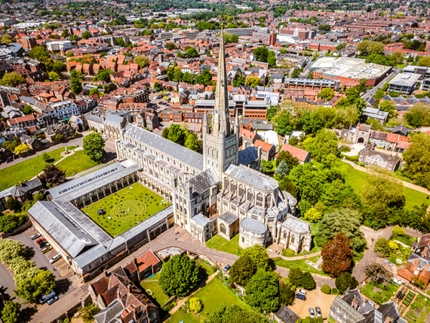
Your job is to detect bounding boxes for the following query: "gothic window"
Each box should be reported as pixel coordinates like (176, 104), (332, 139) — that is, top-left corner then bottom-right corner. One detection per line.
(224, 178), (228, 188)
(256, 193), (263, 207)
(239, 185), (245, 197)
(230, 180), (236, 192)
(291, 235), (295, 244)
(283, 231), (287, 239)
(247, 191), (254, 202)
(265, 195), (271, 208)
(220, 223), (226, 234)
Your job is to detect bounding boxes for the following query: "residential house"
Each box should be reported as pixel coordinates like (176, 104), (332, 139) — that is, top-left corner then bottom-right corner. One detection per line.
(0, 178), (43, 211)
(280, 144), (311, 164)
(271, 306), (300, 323)
(358, 145), (402, 172)
(398, 233), (430, 286)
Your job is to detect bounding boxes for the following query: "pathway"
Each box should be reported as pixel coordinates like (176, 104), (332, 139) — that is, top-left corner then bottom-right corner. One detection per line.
(341, 160), (430, 195)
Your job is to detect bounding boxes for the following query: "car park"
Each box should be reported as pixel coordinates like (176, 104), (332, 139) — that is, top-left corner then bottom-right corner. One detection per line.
(315, 307), (322, 317)
(47, 295), (59, 305)
(295, 293), (306, 301)
(49, 254), (61, 264)
(41, 245), (52, 254)
(297, 288), (307, 295)
(30, 233), (41, 240)
(309, 308), (315, 318)
(39, 291), (56, 304)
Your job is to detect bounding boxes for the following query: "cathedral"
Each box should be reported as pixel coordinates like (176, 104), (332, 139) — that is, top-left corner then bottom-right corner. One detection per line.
(116, 33), (311, 254)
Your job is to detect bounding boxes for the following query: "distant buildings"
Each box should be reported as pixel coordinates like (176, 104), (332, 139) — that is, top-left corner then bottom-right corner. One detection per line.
(387, 73), (421, 95)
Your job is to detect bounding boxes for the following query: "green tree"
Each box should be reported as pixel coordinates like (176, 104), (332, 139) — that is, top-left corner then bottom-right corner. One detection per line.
(267, 51), (277, 68)
(189, 297), (203, 313)
(159, 254), (202, 297)
(357, 40), (385, 56)
(275, 160), (289, 179)
(0, 72), (25, 87)
(14, 267), (56, 302)
(223, 32), (239, 44)
(288, 267), (305, 287)
(317, 88), (335, 101)
(301, 272), (316, 290)
(303, 129), (339, 163)
(392, 225), (406, 237)
(89, 88), (100, 96)
(70, 69), (83, 94)
(321, 284), (331, 294)
(165, 42), (177, 50)
(28, 46), (50, 61)
(319, 179), (360, 211)
(161, 127), (169, 138)
(185, 47), (199, 58)
(229, 254), (256, 286)
(242, 245), (273, 271)
(276, 150), (299, 170)
(207, 305), (269, 323)
(22, 105), (34, 115)
(318, 24), (331, 32)
(379, 100), (396, 116)
(245, 270), (279, 313)
(304, 208), (322, 223)
(404, 103), (430, 127)
(134, 55), (150, 68)
(48, 71), (61, 81)
(253, 46), (269, 62)
(94, 69), (113, 82)
(418, 56), (430, 67)
(233, 74), (245, 87)
(279, 281), (295, 305)
(1, 34), (13, 44)
(1, 301), (21, 323)
(81, 31), (91, 39)
(245, 76), (261, 88)
(365, 263), (391, 284)
(321, 233), (354, 277)
(266, 105), (278, 121)
(272, 110), (292, 135)
(167, 124), (186, 145)
(5, 198), (21, 212)
(184, 133), (202, 152)
(374, 237), (390, 257)
(0, 239), (26, 264)
(83, 132), (105, 163)
(14, 143), (30, 155)
(40, 164), (66, 188)
(335, 272), (358, 294)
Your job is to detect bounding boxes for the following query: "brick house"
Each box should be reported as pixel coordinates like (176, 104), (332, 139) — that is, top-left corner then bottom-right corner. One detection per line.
(398, 233), (430, 286)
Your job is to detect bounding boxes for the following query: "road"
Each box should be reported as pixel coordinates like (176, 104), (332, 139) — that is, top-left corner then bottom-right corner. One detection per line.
(361, 68), (399, 101)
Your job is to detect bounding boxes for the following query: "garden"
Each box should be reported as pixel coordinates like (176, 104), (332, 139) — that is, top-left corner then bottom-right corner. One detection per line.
(81, 183), (170, 236)
(374, 226), (415, 265)
(404, 293), (430, 322)
(140, 272), (170, 307)
(360, 281), (399, 305)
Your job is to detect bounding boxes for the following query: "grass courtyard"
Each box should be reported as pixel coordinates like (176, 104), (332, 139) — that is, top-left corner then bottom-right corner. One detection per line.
(168, 277), (255, 323)
(56, 150), (99, 176)
(140, 272), (170, 306)
(81, 183), (170, 236)
(0, 146), (77, 191)
(206, 234), (243, 256)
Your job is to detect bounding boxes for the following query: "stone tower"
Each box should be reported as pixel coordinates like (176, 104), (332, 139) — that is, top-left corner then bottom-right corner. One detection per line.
(203, 31), (239, 180)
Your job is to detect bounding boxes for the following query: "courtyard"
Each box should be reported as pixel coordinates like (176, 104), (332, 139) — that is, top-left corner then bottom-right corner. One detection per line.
(81, 183), (170, 236)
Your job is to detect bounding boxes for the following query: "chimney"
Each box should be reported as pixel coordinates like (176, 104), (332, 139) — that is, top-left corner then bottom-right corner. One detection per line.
(257, 146), (262, 160)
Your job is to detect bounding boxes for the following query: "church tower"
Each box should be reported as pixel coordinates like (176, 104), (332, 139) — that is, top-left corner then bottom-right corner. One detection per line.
(203, 31), (239, 180)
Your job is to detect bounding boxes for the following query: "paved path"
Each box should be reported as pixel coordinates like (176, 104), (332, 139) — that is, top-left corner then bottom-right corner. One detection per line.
(342, 160), (430, 195)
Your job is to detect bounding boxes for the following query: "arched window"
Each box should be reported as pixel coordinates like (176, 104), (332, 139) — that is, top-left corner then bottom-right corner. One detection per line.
(220, 223), (226, 234)
(256, 193), (263, 207)
(291, 235), (295, 244)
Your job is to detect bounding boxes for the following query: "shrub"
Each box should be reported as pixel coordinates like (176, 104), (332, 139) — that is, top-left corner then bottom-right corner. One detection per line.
(189, 297), (203, 313)
(331, 288), (339, 294)
(392, 226), (406, 237)
(321, 284), (331, 294)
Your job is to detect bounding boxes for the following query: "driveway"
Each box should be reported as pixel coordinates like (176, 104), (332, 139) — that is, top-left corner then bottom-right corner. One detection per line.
(287, 288), (336, 319)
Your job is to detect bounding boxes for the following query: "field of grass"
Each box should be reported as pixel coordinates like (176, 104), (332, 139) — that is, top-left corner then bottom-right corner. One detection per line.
(0, 146), (77, 191)
(56, 150), (99, 176)
(339, 162), (429, 210)
(81, 183), (170, 236)
(140, 272), (170, 306)
(168, 277), (254, 323)
(206, 234), (243, 256)
(360, 281), (399, 305)
(274, 255), (325, 275)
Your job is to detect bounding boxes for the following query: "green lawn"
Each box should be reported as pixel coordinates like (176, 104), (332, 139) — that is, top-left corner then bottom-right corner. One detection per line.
(140, 272), (170, 306)
(81, 183), (170, 236)
(0, 146), (77, 191)
(168, 277), (254, 323)
(274, 255), (325, 275)
(339, 162), (429, 210)
(56, 150), (99, 176)
(360, 281), (399, 305)
(206, 234), (243, 256)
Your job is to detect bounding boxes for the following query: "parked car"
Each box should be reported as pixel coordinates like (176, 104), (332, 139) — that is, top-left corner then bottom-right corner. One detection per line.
(36, 238), (46, 244)
(39, 291), (56, 304)
(39, 242), (50, 249)
(47, 295), (59, 305)
(224, 264), (231, 272)
(41, 245), (52, 254)
(315, 307), (322, 317)
(30, 233), (41, 240)
(49, 254), (61, 264)
(392, 278), (403, 286)
(309, 308), (315, 318)
(297, 288), (307, 295)
(295, 293), (306, 301)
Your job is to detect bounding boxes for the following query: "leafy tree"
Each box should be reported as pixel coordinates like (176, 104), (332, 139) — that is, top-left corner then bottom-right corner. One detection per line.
(229, 254), (256, 286)
(28, 46), (50, 61)
(302, 272), (316, 290)
(0, 214), (27, 233)
(267, 50), (277, 68)
(161, 127), (169, 138)
(83, 132), (105, 163)
(70, 69), (83, 95)
(318, 24), (331, 32)
(276, 150), (299, 170)
(233, 74), (245, 87)
(1, 301), (21, 323)
(321, 284), (331, 294)
(48, 71), (61, 81)
(0, 72), (25, 87)
(279, 281), (295, 305)
(272, 110), (292, 136)
(403, 133), (430, 189)
(189, 297), (203, 313)
(245, 270), (279, 313)
(288, 267), (305, 287)
(392, 226), (406, 237)
(275, 160), (289, 179)
(303, 129), (339, 163)
(404, 103), (430, 127)
(185, 47), (199, 58)
(319, 179), (360, 211)
(321, 233), (354, 277)
(167, 124), (186, 146)
(165, 42), (177, 50)
(304, 208), (322, 223)
(14, 143), (30, 155)
(5, 198), (21, 212)
(134, 55), (150, 68)
(242, 245), (273, 271)
(22, 105), (34, 115)
(0, 239), (26, 264)
(223, 32), (239, 44)
(89, 88), (100, 96)
(159, 255), (202, 297)
(266, 105), (278, 121)
(379, 100), (396, 116)
(40, 164), (66, 188)
(365, 263), (391, 284)
(374, 237), (390, 257)
(317, 88), (335, 101)
(418, 56), (430, 67)
(94, 69), (113, 82)
(317, 208), (366, 254)
(184, 133), (202, 152)
(207, 305), (269, 323)
(335, 272), (358, 294)
(245, 76), (261, 88)
(253, 46), (269, 62)
(388, 241), (398, 250)
(81, 31), (91, 39)
(357, 40), (385, 56)
(14, 267), (56, 302)
(1, 34), (13, 45)
(195, 69), (213, 86)
(154, 82), (162, 92)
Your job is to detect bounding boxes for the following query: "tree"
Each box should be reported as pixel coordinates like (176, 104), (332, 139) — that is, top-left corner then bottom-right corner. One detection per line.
(253, 46), (269, 62)
(70, 69), (83, 95)
(0, 72), (25, 87)
(223, 32), (239, 44)
(321, 284), (331, 294)
(0, 215), (27, 233)
(242, 245), (273, 271)
(229, 254), (256, 286)
(279, 281), (295, 305)
(276, 150), (299, 170)
(14, 267), (56, 302)
(165, 42), (177, 50)
(207, 305), (269, 323)
(304, 208), (322, 223)
(40, 164), (66, 188)
(403, 133), (430, 189)
(245, 76), (261, 88)
(388, 240), (398, 250)
(318, 24), (331, 32)
(266, 105), (278, 121)
(48, 71), (61, 81)
(319, 179), (360, 211)
(83, 132), (105, 163)
(189, 297), (203, 313)
(134, 55), (150, 68)
(89, 88), (100, 96)
(81, 31), (91, 39)
(392, 225), (406, 237)
(303, 129), (339, 163)
(245, 270), (279, 313)
(404, 103), (430, 127)
(317, 88), (335, 101)
(357, 40), (385, 56)
(365, 263), (391, 284)
(1, 301), (21, 323)
(161, 127), (169, 138)
(185, 47), (199, 58)
(267, 50), (277, 68)
(335, 273), (358, 294)
(5, 198), (21, 212)
(184, 133), (202, 152)
(167, 124), (186, 146)
(317, 209), (367, 254)
(301, 272), (316, 290)
(288, 267), (305, 286)
(28, 46), (50, 61)
(0, 239), (26, 265)
(418, 56), (430, 67)
(159, 254), (202, 297)
(374, 237), (390, 257)
(13, 143), (30, 155)
(1, 34), (13, 45)
(379, 100), (396, 116)
(272, 110), (292, 136)
(22, 105), (34, 115)
(321, 233), (354, 277)
(274, 160), (289, 179)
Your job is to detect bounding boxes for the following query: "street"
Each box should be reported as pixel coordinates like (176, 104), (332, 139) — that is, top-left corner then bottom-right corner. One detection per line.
(361, 68), (399, 101)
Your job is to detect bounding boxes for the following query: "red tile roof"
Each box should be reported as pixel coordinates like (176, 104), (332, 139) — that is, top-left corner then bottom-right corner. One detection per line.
(135, 250), (160, 273)
(280, 144), (310, 163)
(254, 139), (273, 152)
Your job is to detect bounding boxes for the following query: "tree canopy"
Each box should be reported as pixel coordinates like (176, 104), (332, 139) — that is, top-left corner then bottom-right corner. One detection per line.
(335, 273), (358, 294)
(1, 301), (21, 323)
(207, 305), (269, 323)
(0, 72), (25, 87)
(134, 55), (150, 68)
(403, 133), (430, 189)
(167, 124), (186, 146)
(404, 103), (430, 127)
(229, 254), (256, 286)
(83, 132), (105, 163)
(321, 233), (354, 277)
(40, 164), (66, 188)
(241, 245), (273, 272)
(245, 270), (280, 313)
(303, 129), (340, 164)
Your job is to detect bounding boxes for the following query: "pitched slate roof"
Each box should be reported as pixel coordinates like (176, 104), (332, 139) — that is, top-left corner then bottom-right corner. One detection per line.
(225, 164), (278, 191)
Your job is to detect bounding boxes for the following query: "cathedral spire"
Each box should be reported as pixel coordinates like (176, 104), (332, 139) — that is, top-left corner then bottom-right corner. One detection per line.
(212, 28), (230, 137)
